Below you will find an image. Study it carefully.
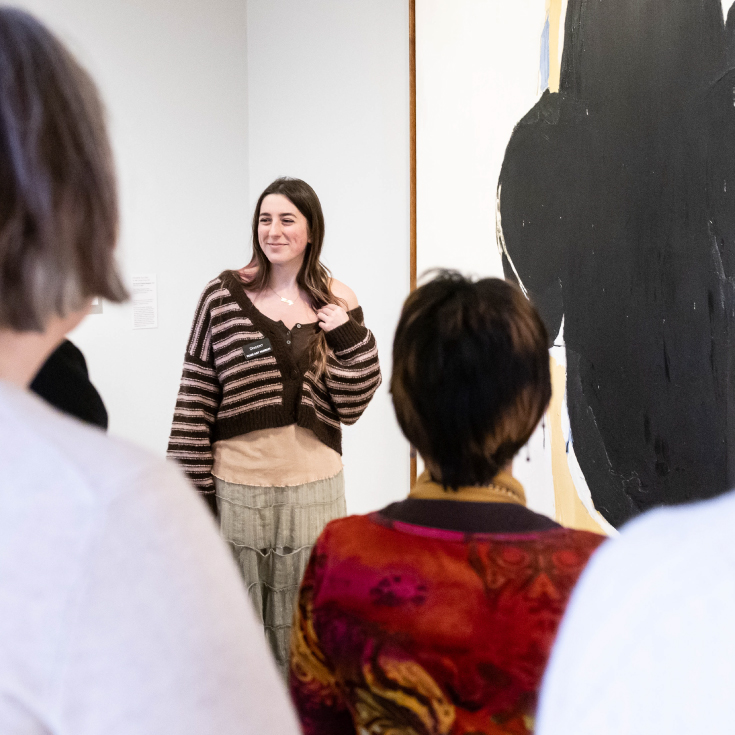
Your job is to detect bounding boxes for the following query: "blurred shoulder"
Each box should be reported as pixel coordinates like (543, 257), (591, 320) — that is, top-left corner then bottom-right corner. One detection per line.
(536, 492), (735, 735)
(599, 489), (735, 570)
(0, 383), (191, 509)
(552, 492), (735, 632)
(330, 278), (359, 310)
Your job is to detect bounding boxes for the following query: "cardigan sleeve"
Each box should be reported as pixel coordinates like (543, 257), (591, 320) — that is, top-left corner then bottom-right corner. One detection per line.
(289, 535), (356, 735)
(167, 281), (223, 515)
(323, 307), (382, 426)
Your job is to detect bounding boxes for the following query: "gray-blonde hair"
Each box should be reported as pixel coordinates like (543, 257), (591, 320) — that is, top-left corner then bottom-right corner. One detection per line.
(0, 7), (126, 331)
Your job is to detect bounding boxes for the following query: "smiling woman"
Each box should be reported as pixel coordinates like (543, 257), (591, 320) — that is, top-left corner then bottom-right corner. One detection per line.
(167, 177), (381, 674)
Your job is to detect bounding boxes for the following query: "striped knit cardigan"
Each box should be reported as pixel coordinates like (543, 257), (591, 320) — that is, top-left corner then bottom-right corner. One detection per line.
(167, 270), (381, 499)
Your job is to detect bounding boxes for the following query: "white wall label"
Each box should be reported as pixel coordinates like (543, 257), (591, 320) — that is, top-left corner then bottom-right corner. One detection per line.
(131, 273), (158, 329)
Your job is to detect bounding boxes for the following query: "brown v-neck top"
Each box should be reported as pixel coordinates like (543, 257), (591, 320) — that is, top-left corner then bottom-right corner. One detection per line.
(168, 270), (380, 498)
(212, 316), (343, 487)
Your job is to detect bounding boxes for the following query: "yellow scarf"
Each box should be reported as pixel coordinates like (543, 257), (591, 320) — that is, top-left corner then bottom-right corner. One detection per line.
(409, 470), (526, 506)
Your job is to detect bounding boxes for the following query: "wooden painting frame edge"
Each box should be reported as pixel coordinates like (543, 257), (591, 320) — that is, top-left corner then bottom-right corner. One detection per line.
(409, 0), (418, 487)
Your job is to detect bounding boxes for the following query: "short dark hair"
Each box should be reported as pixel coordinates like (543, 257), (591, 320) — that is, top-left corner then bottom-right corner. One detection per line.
(0, 8), (126, 331)
(391, 271), (551, 489)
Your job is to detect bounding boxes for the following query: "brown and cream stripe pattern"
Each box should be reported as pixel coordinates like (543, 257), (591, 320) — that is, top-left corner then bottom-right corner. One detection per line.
(167, 271), (381, 498)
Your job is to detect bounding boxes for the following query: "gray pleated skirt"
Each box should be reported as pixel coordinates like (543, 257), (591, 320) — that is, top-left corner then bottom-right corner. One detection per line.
(215, 471), (346, 675)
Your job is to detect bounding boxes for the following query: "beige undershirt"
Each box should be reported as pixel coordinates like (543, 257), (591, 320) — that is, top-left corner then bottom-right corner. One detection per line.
(212, 424), (343, 487)
(211, 305), (342, 487)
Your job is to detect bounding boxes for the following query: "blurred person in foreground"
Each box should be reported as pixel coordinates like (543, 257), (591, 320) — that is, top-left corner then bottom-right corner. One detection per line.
(0, 8), (298, 734)
(289, 271), (605, 735)
(536, 496), (735, 734)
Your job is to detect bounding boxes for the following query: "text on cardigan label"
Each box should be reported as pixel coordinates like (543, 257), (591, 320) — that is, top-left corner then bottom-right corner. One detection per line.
(243, 338), (273, 359)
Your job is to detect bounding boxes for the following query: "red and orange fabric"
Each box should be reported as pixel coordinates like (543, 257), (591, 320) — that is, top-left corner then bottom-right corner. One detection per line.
(290, 510), (603, 735)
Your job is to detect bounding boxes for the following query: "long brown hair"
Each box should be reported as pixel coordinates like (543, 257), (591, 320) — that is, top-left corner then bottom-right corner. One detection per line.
(238, 177), (345, 376)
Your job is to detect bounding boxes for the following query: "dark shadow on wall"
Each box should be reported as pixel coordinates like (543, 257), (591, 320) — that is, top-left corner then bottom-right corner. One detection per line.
(499, 0), (735, 527)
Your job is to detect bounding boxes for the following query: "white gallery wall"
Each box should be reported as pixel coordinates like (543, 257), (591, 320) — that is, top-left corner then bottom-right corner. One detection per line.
(18, 0), (250, 454)
(247, 0), (411, 514)
(415, 0), (548, 280)
(17, 0), (410, 515)
(415, 0), (557, 517)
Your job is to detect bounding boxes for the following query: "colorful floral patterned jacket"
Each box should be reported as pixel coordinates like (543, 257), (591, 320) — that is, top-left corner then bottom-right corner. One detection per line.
(289, 484), (604, 735)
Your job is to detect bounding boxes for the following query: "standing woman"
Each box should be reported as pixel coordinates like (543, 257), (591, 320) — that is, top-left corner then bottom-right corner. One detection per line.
(168, 177), (381, 673)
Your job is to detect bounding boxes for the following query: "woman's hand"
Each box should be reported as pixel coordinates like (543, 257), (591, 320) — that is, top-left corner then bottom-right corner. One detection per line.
(317, 304), (349, 332)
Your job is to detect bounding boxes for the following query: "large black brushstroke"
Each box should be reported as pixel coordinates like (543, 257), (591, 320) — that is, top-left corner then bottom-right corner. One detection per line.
(499, 0), (735, 527)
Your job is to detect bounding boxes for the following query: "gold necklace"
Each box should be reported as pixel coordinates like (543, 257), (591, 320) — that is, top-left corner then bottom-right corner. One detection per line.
(270, 286), (299, 306)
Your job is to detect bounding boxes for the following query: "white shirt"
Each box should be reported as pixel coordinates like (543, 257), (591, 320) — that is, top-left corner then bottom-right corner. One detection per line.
(0, 381), (300, 735)
(536, 489), (735, 735)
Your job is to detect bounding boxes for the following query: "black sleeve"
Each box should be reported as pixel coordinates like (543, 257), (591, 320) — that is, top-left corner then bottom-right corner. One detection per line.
(31, 340), (109, 430)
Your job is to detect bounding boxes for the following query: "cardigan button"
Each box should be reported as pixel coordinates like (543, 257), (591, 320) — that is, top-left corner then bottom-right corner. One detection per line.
(296, 323), (302, 328)
(291, 368), (299, 379)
